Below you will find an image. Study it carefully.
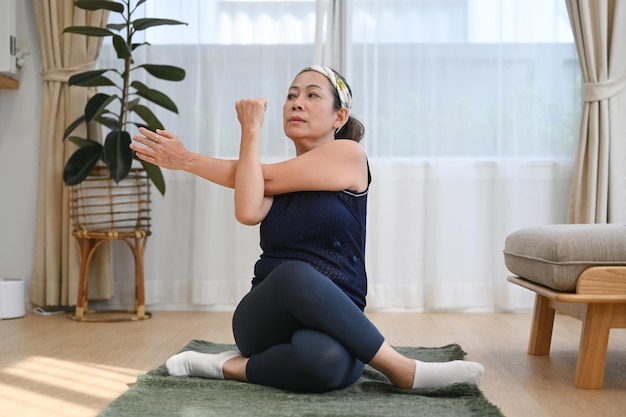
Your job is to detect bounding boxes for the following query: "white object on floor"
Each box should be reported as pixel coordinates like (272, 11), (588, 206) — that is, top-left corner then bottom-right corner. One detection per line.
(0, 278), (25, 319)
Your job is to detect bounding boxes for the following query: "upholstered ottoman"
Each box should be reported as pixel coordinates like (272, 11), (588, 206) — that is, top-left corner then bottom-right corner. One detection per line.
(503, 224), (626, 389)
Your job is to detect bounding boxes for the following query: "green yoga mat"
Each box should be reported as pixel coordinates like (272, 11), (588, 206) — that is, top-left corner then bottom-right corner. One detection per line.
(98, 340), (504, 417)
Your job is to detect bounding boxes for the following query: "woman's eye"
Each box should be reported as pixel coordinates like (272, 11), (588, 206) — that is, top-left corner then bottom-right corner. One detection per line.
(308, 93), (319, 98)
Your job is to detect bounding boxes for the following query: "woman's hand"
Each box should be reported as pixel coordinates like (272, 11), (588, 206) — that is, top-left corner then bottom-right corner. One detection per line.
(131, 127), (193, 171)
(235, 98), (267, 134)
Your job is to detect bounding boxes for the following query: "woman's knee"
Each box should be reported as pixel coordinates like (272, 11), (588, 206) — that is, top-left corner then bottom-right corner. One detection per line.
(304, 350), (361, 392)
(291, 331), (363, 392)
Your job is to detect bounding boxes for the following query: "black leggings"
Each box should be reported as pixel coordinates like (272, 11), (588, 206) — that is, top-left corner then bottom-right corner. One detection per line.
(232, 261), (385, 393)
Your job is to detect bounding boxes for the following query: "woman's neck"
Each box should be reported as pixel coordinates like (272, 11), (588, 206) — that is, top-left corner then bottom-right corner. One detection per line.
(293, 135), (335, 156)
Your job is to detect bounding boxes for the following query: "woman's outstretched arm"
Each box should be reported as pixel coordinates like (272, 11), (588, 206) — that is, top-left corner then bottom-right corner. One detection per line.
(132, 127), (238, 189)
(132, 123), (368, 211)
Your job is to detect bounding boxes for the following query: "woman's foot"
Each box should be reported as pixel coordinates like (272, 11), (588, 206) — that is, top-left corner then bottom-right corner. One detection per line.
(166, 350), (242, 379)
(412, 359), (484, 389)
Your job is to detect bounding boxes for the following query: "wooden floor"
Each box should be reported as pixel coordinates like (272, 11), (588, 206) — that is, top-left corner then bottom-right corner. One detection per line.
(1, 311), (625, 417)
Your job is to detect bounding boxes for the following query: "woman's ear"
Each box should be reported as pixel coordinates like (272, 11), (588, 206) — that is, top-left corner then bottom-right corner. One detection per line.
(334, 108), (350, 129)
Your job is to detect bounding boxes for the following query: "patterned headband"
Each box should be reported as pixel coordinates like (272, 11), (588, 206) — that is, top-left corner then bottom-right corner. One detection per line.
(299, 65), (352, 109)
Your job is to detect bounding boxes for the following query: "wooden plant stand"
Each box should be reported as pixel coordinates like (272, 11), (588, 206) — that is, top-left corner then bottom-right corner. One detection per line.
(68, 166), (152, 322)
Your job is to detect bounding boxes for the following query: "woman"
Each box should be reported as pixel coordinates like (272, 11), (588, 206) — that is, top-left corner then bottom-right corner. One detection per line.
(131, 65), (484, 393)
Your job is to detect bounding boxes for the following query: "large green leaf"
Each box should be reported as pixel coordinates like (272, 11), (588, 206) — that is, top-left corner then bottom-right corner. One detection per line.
(85, 93), (117, 123)
(103, 130), (133, 183)
(63, 144), (103, 185)
(136, 64), (186, 81)
(63, 115), (86, 140)
(133, 18), (188, 31)
(131, 104), (164, 130)
(107, 23), (127, 32)
(74, 0), (125, 13)
(69, 69), (112, 86)
(112, 34), (132, 59)
(95, 115), (120, 131)
(138, 159), (166, 196)
(68, 137), (101, 148)
(127, 97), (141, 111)
(72, 75), (117, 88)
(131, 81), (179, 113)
(63, 26), (115, 37)
(131, 42), (150, 51)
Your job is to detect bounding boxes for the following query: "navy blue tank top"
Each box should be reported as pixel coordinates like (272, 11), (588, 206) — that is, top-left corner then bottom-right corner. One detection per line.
(252, 178), (370, 310)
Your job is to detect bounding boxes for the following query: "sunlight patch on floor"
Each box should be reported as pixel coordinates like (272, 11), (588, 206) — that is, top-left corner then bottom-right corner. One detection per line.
(0, 356), (138, 417)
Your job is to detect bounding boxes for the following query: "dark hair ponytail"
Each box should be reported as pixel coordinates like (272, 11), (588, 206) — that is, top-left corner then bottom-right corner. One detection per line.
(335, 116), (365, 143)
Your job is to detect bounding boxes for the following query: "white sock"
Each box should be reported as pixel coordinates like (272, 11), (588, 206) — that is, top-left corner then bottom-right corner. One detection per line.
(166, 350), (241, 379)
(412, 360), (484, 389)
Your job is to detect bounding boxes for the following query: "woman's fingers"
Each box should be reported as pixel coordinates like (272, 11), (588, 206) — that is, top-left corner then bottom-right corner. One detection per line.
(131, 127), (187, 170)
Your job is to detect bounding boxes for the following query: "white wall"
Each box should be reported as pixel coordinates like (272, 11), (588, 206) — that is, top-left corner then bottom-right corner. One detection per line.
(0, 1), (41, 302)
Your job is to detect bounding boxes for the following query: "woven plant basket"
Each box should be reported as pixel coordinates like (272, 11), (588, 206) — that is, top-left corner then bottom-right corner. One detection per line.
(70, 165), (152, 236)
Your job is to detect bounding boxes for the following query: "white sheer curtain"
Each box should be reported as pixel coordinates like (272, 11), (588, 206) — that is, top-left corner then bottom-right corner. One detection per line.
(94, 0), (580, 313)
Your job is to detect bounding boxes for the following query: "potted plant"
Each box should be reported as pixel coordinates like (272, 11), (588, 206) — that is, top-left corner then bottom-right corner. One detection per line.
(62, 0), (187, 195)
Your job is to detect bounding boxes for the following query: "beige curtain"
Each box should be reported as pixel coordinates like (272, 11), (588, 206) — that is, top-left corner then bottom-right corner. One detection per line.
(30, 0), (112, 306)
(566, 0), (626, 223)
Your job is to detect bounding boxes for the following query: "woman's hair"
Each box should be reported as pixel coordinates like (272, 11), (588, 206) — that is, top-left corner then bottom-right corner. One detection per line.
(300, 67), (365, 143)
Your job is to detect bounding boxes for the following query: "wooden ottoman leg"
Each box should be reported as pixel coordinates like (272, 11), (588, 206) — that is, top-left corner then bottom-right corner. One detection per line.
(575, 303), (612, 389)
(528, 293), (555, 355)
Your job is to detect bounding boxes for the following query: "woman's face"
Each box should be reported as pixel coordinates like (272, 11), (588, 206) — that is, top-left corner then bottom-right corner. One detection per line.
(283, 71), (344, 145)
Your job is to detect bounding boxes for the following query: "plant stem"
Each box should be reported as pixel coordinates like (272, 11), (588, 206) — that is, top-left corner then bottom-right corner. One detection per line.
(120, 0), (132, 132)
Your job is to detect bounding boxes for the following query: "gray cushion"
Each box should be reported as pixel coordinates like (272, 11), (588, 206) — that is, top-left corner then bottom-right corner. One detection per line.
(503, 224), (626, 292)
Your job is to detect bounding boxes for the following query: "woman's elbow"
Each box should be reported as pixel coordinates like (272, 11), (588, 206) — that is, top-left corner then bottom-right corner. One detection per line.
(234, 208), (262, 226)
(234, 195), (271, 225)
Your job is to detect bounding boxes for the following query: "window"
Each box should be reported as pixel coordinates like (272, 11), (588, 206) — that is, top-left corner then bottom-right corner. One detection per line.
(349, 0), (580, 157)
(100, 0), (580, 158)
